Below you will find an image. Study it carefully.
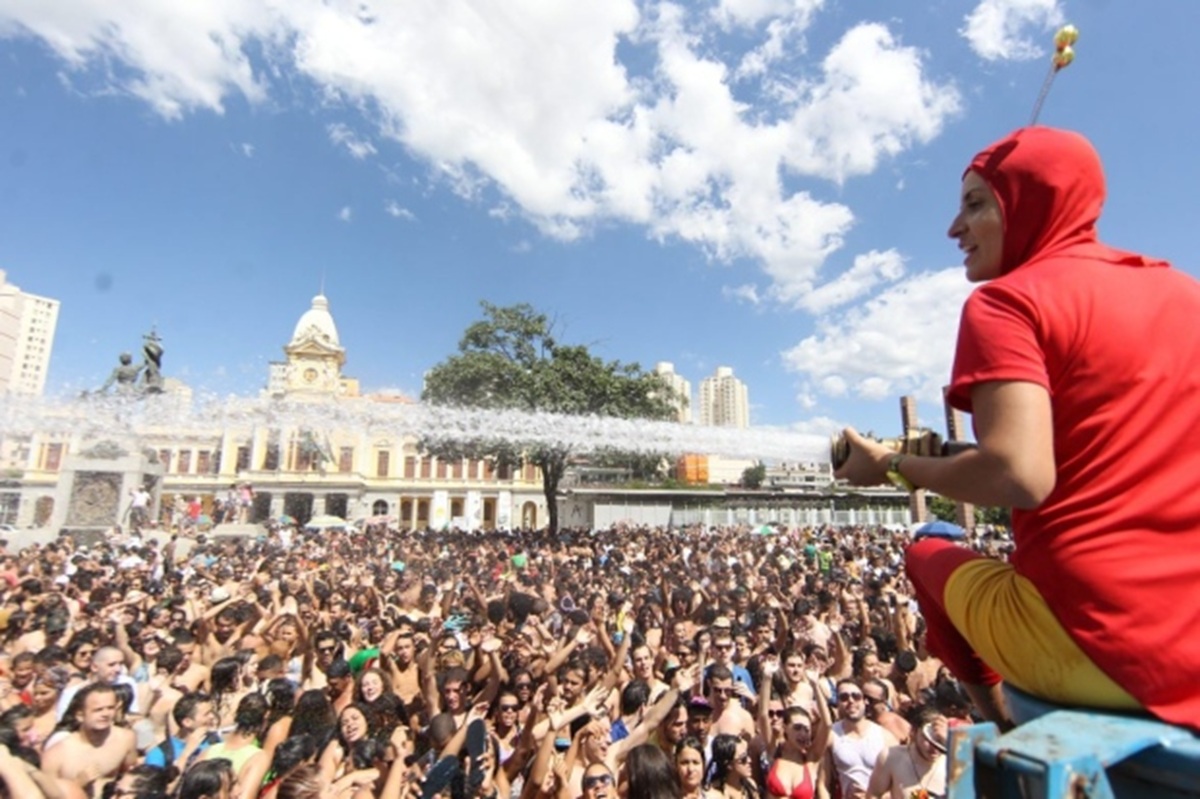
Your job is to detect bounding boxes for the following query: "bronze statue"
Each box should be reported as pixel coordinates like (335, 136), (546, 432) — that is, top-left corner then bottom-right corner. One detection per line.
(142, 328), (165, 394)
(91, 328), (167, 397)
(98, 352), (142, 394)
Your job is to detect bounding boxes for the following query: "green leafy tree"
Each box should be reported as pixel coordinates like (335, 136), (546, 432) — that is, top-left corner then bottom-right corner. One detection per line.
(927, 494), (958, 523)
(741, 462), (767, 489)
(421, 302), (677, 533)
(976, 504), (1012, 529)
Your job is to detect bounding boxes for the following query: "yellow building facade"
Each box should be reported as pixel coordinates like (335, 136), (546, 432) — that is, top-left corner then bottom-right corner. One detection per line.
(0, 294), (549, 532)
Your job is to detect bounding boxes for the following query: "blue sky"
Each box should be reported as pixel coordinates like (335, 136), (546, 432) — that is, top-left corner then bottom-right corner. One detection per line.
(1, 0), (1196, 442)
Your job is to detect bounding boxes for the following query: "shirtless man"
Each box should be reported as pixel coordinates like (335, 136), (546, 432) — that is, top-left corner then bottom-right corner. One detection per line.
(862, 679), (911, 744)
(386, 632), (422, 709)
(41, 684), (137, 790)
(628, 645), (669, 703)
(706, 666), (756, 741)
(867, 711), (947, 799)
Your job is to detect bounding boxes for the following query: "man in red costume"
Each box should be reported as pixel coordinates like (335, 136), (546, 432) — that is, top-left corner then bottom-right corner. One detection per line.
(836, 126), (1200, 730)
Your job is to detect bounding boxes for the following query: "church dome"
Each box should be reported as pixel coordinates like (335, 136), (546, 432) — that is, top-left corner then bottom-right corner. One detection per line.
(290, 294), (341, 348)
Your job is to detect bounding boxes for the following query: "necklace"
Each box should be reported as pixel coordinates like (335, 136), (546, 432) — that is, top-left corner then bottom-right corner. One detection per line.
(905, 745), (943, 799)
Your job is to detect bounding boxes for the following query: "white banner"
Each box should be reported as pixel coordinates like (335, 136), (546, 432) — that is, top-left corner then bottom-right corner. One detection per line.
(466, 491), (482, 533)
(497, 490), (512, 530)
(431, 490), (450, 531)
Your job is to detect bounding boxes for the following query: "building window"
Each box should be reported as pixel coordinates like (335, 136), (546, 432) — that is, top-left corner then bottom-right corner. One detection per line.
(451, 459), (463, 479)
(178, 450), (191, 474)
(483, 461), (494, 480)
(236, 446), (251, 471)
(159, 449), (172, 470)
(196, 451), (211, 474)
(404, 457), (416, 478)
(339, 447), (354, 473)
(468, 460), (480, 480)
(436, 460), (447, 479)
(524, 463), (537, 482)
(43, 443), (64, 472)
(376, 450), (390, 478)
(419, 458), (431, 479)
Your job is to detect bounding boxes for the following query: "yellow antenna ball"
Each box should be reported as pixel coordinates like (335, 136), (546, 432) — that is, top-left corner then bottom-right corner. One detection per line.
(1054, 24), (1079, 49)
(1053, 46), (1075, 70)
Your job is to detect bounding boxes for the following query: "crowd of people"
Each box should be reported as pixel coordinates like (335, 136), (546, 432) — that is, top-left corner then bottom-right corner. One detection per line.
(0, 520), (997, 799)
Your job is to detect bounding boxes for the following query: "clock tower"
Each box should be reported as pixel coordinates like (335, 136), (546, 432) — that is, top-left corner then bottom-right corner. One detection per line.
(280, 293), (346, 395)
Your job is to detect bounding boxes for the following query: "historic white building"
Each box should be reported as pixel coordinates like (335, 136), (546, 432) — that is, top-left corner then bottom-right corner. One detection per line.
(0, 293), (549, 531)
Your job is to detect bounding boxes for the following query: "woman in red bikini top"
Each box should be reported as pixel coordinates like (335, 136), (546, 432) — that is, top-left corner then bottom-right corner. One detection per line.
(765, 704), (829, 799)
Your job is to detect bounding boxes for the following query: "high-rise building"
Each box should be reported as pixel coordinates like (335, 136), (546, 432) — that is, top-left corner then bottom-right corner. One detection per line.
(654, 361), (692, 423)
(0, 270), (60, 396)
(699, 366), (749, 428)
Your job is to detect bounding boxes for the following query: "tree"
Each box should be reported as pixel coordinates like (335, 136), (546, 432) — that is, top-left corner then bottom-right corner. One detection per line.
(421, 302), (677, 534)
(927, 494), (958, 523)
(741, 462), (767, 489)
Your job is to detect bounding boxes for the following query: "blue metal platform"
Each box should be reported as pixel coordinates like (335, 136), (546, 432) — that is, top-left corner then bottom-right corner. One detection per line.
(947, 686), (1200, 798)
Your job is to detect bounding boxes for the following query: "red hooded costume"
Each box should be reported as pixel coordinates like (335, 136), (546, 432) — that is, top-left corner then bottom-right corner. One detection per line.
(931, 127), (1200, 728)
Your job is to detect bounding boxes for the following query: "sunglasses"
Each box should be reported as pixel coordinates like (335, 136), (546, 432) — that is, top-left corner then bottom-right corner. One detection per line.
(583, 774), (613, 790)
(514, 683), (532, 690)
(711, 687), (734, 697)
(317, 647), (337, 654)
(838, 692), (864, 702)
(499, 704), (519, 712)
(735, 754), (752, 764)
(713, 643), (734, 650)
(767, 709), (786, 719)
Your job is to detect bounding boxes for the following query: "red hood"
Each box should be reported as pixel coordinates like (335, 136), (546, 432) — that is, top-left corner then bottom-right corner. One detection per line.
(967, 126), (1168, 275)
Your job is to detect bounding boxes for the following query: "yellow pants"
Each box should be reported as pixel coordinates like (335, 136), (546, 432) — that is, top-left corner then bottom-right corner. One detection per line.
(943, 558), (1140, 710)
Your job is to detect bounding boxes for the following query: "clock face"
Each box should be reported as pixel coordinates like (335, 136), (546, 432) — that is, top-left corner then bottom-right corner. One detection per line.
(303, 368), (318, 383)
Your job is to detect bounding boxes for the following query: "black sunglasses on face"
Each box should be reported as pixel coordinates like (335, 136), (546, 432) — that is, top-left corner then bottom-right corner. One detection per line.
(583, 775), (613, 790)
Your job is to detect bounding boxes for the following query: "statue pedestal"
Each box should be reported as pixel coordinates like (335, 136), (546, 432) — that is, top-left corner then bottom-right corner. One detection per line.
(49, 441), (164, 546)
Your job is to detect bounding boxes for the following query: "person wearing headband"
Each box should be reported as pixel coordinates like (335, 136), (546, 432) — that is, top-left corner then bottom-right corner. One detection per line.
(836, 126), (1200, 730)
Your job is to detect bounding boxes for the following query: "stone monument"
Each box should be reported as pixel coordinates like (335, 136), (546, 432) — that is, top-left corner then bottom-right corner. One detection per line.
(48, 440), (164, 546)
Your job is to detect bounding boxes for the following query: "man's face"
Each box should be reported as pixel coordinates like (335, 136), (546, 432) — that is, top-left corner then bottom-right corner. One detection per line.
(11, 660), (33, 689)
(393, 636), (414, 665)
(632, 646), (653, 679)
(328, 674), (351, 696)
(784, 655), (806, 683)
(315, 639), (339, 667)
(709, 678), (734, 711)
(176, 642), (196, 671)
(92, 651), (124, 683)
(837, 683), (866, 721)
(78, 691), (118, 732)
(686, 712), (712, 739)
(661, 706), (688, 745)
(560, 670), (585, 704)
(187, 701), (216, 733)
(712, 637), (735, 666)
(442, 680), (466, 712)
(215, 616), (236, 641)
(862, 685), (888, 720)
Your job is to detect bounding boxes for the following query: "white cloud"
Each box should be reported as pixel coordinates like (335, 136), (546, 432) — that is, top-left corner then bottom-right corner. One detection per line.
(722, 283), (763, 305)
(337, 206), (352, 222)
(795, 248), (905, 313)
(962, 0), (1063, 62)
(327, 122), (377, 160)
(782, 268), (974, 404)
(384, 200), (415, 221)
(238, 142), (254, 158)
(0, 1), (960, 305)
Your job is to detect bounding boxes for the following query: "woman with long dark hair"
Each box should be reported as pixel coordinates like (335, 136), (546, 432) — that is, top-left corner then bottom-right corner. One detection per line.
(626, 742), (681, 799)
(708, 734), (760, 799)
